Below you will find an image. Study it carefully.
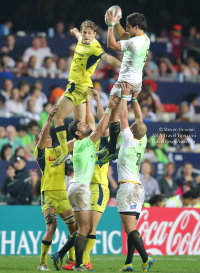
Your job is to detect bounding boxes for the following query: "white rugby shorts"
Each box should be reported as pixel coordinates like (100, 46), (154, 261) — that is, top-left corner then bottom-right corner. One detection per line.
(116, 182), (145, 213)
(68, 182), (91, 212)
(110, 81), (142, 100)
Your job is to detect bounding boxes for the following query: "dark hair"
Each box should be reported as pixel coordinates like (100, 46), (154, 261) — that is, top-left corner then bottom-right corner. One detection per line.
(6, 163), (15, 171)
(27, 120), (38, 130)
(16, 125), (28, 133)
(126, 13), (147, 31)
(35, 129), (42, 144)
(149, 194), (165, 206)
(1, 144), (12, 160)
(80, 20), (98, 32)
(182, 190), (198, 199)
(14, 146), (26, 158)
(68, 120), (80, 139)
(30, 86), (39, 94)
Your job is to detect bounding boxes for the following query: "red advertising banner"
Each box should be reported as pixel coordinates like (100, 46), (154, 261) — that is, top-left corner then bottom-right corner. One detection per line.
(122, 208), (200, 255)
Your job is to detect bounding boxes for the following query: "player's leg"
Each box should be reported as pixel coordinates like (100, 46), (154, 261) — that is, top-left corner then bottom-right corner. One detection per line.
(60, 209), (77, 263)
(120, 214), (154, 272)
(38, 208), (57, 271)
(117, 183), (154, 272)
(82, 210), (102, 266)
(73, 102), (86, 122)
(52, 96), (75, 166)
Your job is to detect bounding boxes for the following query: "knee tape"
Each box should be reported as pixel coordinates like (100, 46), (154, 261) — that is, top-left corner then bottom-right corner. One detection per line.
(63, 214), (75, 226)
(45, 214), (57, 225)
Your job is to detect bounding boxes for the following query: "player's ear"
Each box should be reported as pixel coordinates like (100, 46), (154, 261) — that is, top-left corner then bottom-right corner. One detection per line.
(75, 131), (81, 137)
(94, 32), (96, 37)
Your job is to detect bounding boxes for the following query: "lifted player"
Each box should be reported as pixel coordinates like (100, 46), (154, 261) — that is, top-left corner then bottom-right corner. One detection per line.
(52, 20), (121, 166)
(117, 83), (154, 272)
(35, 105), (77, 271)
(98, 11), (150, 164)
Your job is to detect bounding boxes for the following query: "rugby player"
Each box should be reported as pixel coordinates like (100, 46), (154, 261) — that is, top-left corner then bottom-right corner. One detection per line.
(35, 105), (77, 271)
(52, 94), (117, 271)
(52, 20), (121, 166)
(117, 83), (154, 272)
(61, 89), (110, 270)
(97, 11), (150, 164)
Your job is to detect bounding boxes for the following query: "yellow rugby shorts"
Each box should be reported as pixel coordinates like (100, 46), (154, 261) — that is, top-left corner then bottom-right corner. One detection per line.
(90, 183), (110, 213)
(41, 190), (71, 214)
(63, 82), (92, 106)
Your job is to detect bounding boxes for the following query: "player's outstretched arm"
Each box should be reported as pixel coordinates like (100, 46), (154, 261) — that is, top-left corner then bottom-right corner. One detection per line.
(86, 97), (96, 132)
(101, 53), (121, 68)
(132, 92), (143, 121)
(92, 88), (109, 137)
(120, 83), (130, 131)
(114, 23), (130, 40)
(70, 28), (82, 40)
(90, 97), (117, 143)
(37, 105), (59, 149)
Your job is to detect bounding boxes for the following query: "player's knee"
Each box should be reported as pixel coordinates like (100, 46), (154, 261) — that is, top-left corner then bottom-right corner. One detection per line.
(45, 214), (57, 235)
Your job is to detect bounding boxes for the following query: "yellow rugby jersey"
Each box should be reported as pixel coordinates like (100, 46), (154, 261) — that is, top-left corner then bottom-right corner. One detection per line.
(35, 146), (66, 192)
(69, 37), (104, 87)
(91, 137), (109, 187)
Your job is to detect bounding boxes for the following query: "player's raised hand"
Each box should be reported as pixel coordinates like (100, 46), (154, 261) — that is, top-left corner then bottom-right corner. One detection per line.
(108, 96), (120, 109)
(48, 105), (59, 121)
(121, 82), (131, 95)
(70, 28), (79, 35)
(91, 89), (100, 101)
(132, 91), (140, 99)
(106, 10), (119, 25)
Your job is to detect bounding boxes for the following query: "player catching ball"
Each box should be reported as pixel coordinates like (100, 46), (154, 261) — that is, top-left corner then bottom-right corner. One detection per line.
(52, 20), (121, 167)
(97, 8), (150, 164)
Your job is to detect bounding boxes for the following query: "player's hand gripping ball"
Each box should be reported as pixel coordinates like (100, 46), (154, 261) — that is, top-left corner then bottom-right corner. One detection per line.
(105, 5), (122, 25)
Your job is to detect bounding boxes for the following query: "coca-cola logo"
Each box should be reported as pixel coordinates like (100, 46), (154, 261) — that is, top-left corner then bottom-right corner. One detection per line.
(136, 209), (200, 255)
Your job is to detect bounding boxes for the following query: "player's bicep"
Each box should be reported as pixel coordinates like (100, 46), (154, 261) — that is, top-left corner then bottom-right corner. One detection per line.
(120, 32), (131, 40)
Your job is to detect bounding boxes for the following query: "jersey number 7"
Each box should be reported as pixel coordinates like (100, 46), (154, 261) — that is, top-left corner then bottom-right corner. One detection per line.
(136, 153), (142, 166)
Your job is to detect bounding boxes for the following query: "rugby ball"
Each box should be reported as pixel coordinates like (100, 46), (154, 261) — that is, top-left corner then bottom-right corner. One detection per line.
(105, 5), (122, 25)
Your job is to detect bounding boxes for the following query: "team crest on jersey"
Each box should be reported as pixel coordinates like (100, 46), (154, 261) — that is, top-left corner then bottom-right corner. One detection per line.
(49, 157), (54, 161)
(84, 47), (88, 51)
(130, 204), (136, 210)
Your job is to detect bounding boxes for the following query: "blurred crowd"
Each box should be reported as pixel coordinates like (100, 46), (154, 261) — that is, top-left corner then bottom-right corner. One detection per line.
(0, 22), (200, 83)
(1, 156), (199, 207)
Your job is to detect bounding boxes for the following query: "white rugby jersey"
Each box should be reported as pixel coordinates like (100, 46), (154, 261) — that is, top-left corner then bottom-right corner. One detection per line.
(119, 35), (150, 84)
(117, 127), (147, 183)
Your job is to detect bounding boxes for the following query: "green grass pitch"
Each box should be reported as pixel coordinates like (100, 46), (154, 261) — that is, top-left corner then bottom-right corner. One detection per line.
(0, 255), (199, 273)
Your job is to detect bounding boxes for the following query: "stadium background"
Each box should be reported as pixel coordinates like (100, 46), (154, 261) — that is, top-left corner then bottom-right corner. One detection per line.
(0, 0), (199, 257)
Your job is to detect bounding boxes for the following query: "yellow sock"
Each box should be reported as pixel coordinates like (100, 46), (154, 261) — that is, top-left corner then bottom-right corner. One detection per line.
(68, 246), (75, 261)
(40, 240), (51, 265)
(56, 126), (68, 155)
(82, 236), (96, 264)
